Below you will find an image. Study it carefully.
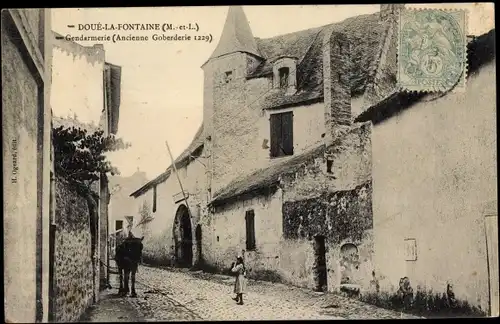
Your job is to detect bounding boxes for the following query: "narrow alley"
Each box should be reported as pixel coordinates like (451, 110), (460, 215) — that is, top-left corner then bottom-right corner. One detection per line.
(4, 6), (496, 323)
(81, 262), (421, 321)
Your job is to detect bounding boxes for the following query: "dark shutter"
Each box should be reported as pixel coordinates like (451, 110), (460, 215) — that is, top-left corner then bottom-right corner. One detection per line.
(270, 112), (293, 157)
(270, 114), (282, 158)
(281, 111), (293, 155)
(245, 210), (256, 250)
(116, 220), (123, 231)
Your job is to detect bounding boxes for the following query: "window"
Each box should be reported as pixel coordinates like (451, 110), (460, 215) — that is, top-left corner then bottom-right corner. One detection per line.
(325, 152), (334, 174)
(279, 67), (289, 88)
(404, 238), (417, 261)
(245, 210), (256, 251)
(152, 185), (157, 213)
(115, 220), (123, 232)
(270, 111), (294, 158)
(326, 160), (333, 173)
(124, 216), (134, 231)
(224, 71), (233, 83)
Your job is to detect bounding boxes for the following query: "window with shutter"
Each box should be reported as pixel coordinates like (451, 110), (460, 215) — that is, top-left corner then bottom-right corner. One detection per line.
(270, 111), (294, 158)
(270, 113), (282, 158)
(245, 210), (256, 251)
(281, 111), (294, 155)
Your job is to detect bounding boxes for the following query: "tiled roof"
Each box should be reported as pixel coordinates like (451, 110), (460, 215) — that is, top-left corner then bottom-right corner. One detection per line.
(250, 12), (386, 109)
(131, 10), (387, 197)
(355, 29), (496, 124)
(210, 144), (326, 206)
(208, 6), (261, 60)
(210, 123), (370, 205)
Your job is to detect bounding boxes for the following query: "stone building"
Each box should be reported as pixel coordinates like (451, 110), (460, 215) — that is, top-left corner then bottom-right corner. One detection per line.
(356, 29), (497, 315)
(131, 5), (405, 293)
(130, 128), (205, 267)
(50, 32), (122, 321)
(2, 8), (53, 323)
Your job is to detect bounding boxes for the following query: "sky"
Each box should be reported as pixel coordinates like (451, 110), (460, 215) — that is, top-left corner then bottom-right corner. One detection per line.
(51, 4), (495, 180)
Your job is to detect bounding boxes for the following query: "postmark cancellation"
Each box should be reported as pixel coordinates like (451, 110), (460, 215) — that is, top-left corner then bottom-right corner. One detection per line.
(398, 8), (468, 93)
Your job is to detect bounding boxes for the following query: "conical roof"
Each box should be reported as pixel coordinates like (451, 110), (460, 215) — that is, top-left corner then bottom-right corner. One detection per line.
(208, 6), (262, 60)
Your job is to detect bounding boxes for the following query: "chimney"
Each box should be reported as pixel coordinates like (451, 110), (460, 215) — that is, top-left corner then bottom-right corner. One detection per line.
(380, 4), (405, 22)
(323, 31), (352, 145)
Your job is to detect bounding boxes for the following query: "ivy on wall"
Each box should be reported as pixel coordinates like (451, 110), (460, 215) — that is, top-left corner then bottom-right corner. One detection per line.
(283, 182), (372, 243)
(52, 125), (130, 198)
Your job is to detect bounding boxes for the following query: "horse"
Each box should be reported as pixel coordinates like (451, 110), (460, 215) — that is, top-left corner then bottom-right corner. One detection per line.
(115, 234), (144, 297)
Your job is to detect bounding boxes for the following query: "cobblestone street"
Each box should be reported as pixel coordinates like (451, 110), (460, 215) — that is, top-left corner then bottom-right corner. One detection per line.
(112, 264), (422, 321)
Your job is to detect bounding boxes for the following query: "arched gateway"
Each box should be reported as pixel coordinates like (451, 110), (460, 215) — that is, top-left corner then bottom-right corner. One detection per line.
(173, 204), (193, 267)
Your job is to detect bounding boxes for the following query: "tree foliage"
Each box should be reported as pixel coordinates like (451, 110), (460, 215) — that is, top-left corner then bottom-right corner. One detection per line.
(53, 125), (131, 196)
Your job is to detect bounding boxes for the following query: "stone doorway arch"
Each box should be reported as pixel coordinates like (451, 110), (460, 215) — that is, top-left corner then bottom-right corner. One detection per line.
(173, 204), (193, 268)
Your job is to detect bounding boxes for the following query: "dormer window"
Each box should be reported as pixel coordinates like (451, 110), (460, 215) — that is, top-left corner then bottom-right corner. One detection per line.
(224, 71), (233, 83)
(272, 57), (297, 94)
(279, 67), (289, 88)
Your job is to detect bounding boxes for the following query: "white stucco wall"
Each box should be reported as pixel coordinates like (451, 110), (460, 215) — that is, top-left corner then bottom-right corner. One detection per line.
(205, 189), (284, 271)
(50, 39), (105, 125)
(372, 59), (497, 312)
(3, 9), (52, 322)
(261, 102), (326, 162)
(134, 151), (206, 264)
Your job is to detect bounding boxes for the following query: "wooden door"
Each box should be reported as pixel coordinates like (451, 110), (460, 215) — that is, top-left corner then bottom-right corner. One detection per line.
(485, 213), (499, 317)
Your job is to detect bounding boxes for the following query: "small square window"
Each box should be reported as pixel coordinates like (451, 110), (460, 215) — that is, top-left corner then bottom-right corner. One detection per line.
(326, 159), (333, 173)
(115, 220), (123, 231)
(224, 71), (233, 83)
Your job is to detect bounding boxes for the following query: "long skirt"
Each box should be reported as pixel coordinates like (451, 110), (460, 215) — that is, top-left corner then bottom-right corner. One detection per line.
(234, 274), (247, 294)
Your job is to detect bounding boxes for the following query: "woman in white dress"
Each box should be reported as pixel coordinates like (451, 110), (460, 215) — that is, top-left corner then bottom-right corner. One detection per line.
(231, 256), (247, 305)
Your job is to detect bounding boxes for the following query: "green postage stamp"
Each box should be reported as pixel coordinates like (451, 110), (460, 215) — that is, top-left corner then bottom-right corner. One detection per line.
(398, 9), (468, 93)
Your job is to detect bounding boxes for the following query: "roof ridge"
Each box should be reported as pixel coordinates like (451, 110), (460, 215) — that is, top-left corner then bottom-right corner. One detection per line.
(256, 24), (327, 42)
(254, 12), (376, 42)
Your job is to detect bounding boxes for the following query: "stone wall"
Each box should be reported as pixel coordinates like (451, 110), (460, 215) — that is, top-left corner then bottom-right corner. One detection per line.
(280, 122), (373, 292)
(204, 182), (373, 292)
(203, 52), (269, 194)
(282, 182), (373, 291)
(53, 177), (94, 322)
(282, 122), (372, 201)
(203, 52), (330, 195)
(203, 121), (373, 291)
(99, 175), (109, 289)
